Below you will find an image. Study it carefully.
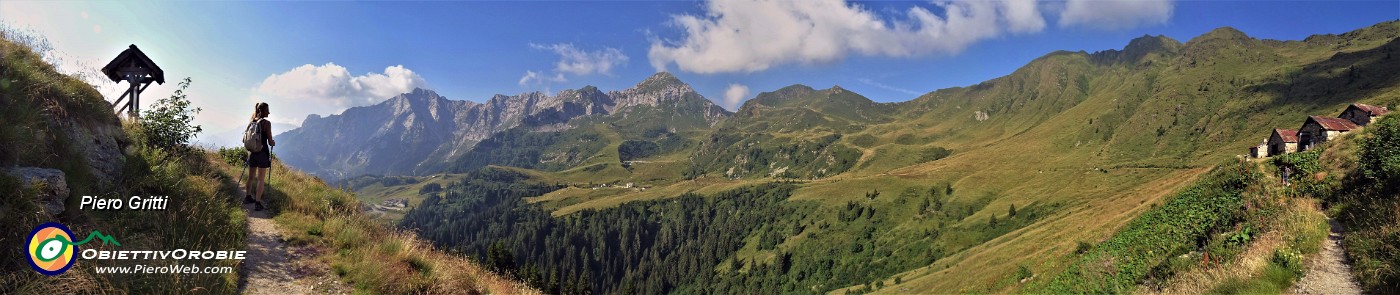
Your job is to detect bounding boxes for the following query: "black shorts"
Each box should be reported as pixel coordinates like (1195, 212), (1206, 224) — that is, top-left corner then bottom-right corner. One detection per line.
(249, 149), (271, 168)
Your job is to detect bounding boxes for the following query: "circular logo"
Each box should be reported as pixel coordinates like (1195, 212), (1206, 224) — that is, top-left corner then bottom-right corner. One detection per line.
(27, 222), (76, 276)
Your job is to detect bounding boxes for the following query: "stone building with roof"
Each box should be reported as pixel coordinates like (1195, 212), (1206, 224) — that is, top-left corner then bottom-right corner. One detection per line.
(1298, 116), (1360, 151)
(1338, 103), (1390, 127)
(1267, 129), (1299, 156)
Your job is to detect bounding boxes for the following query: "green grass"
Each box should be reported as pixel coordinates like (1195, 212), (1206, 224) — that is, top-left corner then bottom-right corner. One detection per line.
(1211, 263), (1297, 294)
(223, 154), (536, 294)
(1039, 161), (1259, 293)
(0, 31), (246, 293)
(1320, 116), (1400, 292)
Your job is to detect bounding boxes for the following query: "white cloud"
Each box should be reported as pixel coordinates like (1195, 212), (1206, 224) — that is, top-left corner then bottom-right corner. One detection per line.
(1001, 0), (1046, 33)
(517, 69), (565, 87)
(1059, 0), (1173, 30)
(250, 63), (427, 126)
(647, 0), (1048, 74)
(722, 83), (750, 111)
(530, 43), (629, 76)
(648, 0), (1175, 74)
(520, 43), (628, 89)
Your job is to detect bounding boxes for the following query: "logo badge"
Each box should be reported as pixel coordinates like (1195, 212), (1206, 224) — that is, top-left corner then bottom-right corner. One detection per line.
(27, 222), (77, 276)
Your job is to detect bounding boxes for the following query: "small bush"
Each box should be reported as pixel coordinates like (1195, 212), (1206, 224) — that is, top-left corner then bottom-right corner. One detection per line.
(920, 146), (952, 162)
(1017, 264), (1033, 280)
(217, 146), (248, 166)
(138, 77), (202, 153)
(1360, 116), (1400, 189)
(1074, 241), (1092, 254)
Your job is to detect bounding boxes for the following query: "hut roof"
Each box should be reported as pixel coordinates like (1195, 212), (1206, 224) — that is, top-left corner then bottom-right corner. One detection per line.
(100, 44), (165, 85)
(1306, 116), (1361, 131)
(1273, 129), (1299, 142)
(1350, 103), (1390, 116)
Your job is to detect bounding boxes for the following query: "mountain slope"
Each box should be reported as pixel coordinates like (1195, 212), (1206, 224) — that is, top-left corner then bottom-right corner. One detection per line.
(391, 20), (1400, 295)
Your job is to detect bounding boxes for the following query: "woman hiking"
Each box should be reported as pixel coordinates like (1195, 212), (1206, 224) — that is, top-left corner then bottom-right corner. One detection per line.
(245, 102), (276, 211)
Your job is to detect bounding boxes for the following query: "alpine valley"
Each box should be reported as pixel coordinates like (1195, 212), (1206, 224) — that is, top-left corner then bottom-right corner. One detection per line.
(276, 21), (1400, 294)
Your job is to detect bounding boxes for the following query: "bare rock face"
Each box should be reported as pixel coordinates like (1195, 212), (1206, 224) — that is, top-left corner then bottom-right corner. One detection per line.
(5, 167), (70, 217)
(59, 118), (127, 189)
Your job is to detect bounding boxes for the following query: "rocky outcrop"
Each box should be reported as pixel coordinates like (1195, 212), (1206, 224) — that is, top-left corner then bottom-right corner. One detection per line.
(60, 118), (127, 189)
(5, 167), (70, 217)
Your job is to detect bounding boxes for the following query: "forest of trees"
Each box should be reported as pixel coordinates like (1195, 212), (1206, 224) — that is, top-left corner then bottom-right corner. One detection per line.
(400, 169), (1055, 294)
(401, 169), (805, 294)
(449, 127), (609, 173)
(688, 132), (861, 179)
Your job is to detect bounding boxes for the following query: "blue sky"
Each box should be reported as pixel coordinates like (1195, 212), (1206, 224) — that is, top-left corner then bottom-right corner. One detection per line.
(1, 0), (1397, 146)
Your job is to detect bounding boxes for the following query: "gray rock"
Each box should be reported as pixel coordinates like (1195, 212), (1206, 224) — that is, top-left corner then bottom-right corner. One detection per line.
(61, 119), (127, 190)
(6, 167), (70, 216)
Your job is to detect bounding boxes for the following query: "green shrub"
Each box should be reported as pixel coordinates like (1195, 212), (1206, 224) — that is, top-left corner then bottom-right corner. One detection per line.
(1074, 241), (1092, 254)
(920, 146), (952, 162)
(139, 77), (202, 153)
(1273, 149), (1322, 176)
(217, 146), (249, 166)
(1360, 116), (1400, 189)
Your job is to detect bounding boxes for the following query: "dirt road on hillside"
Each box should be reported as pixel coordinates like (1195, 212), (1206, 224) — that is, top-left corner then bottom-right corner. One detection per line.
(1288, 218), (1362, 295)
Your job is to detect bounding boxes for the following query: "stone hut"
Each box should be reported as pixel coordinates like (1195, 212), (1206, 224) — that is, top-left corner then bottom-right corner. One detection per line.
(1250, 140), (1268, 158)
(1338, 103), (1390, 126)
(1267, 129), (1298, 156)
(1298, 116), (1360, 151)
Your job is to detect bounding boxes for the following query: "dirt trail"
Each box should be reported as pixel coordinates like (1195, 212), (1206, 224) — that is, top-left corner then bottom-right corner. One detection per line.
(237, 189), (349, 295)
(1288, 218), (1362, 295)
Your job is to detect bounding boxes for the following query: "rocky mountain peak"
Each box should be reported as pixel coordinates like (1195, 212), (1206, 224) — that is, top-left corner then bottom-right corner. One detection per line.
(1089, 34), (1181, 64)
(1124, 35), (1181, 55)
(1184, 27), (1257, 49)
(639, 71), (681, 86)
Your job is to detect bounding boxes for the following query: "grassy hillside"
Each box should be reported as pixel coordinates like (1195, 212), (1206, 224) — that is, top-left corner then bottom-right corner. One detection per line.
(0, 29), (246, 292)
(213, 149), (534, 294)
(1317, 116), (1400, 292)
(0, 31), (531, 294)
(381, 20), (1400, 294)
(1033, 115), (1400, 294)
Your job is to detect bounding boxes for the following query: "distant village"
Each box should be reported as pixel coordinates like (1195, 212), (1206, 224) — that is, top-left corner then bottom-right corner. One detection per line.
(1250, 103), (1390, 158)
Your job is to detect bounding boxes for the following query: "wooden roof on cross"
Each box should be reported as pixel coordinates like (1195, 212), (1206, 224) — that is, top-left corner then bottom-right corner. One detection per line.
(100, 44), (165, 85)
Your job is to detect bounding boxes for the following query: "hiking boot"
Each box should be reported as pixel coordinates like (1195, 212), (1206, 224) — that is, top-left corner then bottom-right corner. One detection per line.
(244, 194), (255, 204)
(254, 202), (265, 211)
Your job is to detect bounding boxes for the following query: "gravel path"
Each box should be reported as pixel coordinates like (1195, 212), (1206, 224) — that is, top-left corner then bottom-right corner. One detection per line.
(1288, 218), (1362, 295)
(237, 200), (316, 295)
(236, 189), (350, 295)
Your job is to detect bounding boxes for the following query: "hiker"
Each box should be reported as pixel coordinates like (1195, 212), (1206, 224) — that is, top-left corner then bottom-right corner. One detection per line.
(1283, 166), (1291, 187)
(245, 102), (276, 211)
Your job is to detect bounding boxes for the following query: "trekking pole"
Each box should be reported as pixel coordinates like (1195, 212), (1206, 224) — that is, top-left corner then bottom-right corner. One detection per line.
(237, 152), (250, 189)
(267, 145), (274, 184)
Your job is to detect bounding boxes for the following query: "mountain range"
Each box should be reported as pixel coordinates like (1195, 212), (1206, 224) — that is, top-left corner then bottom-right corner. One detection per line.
(277, 72), (728, 180)
(280, 20), (1400, 294)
